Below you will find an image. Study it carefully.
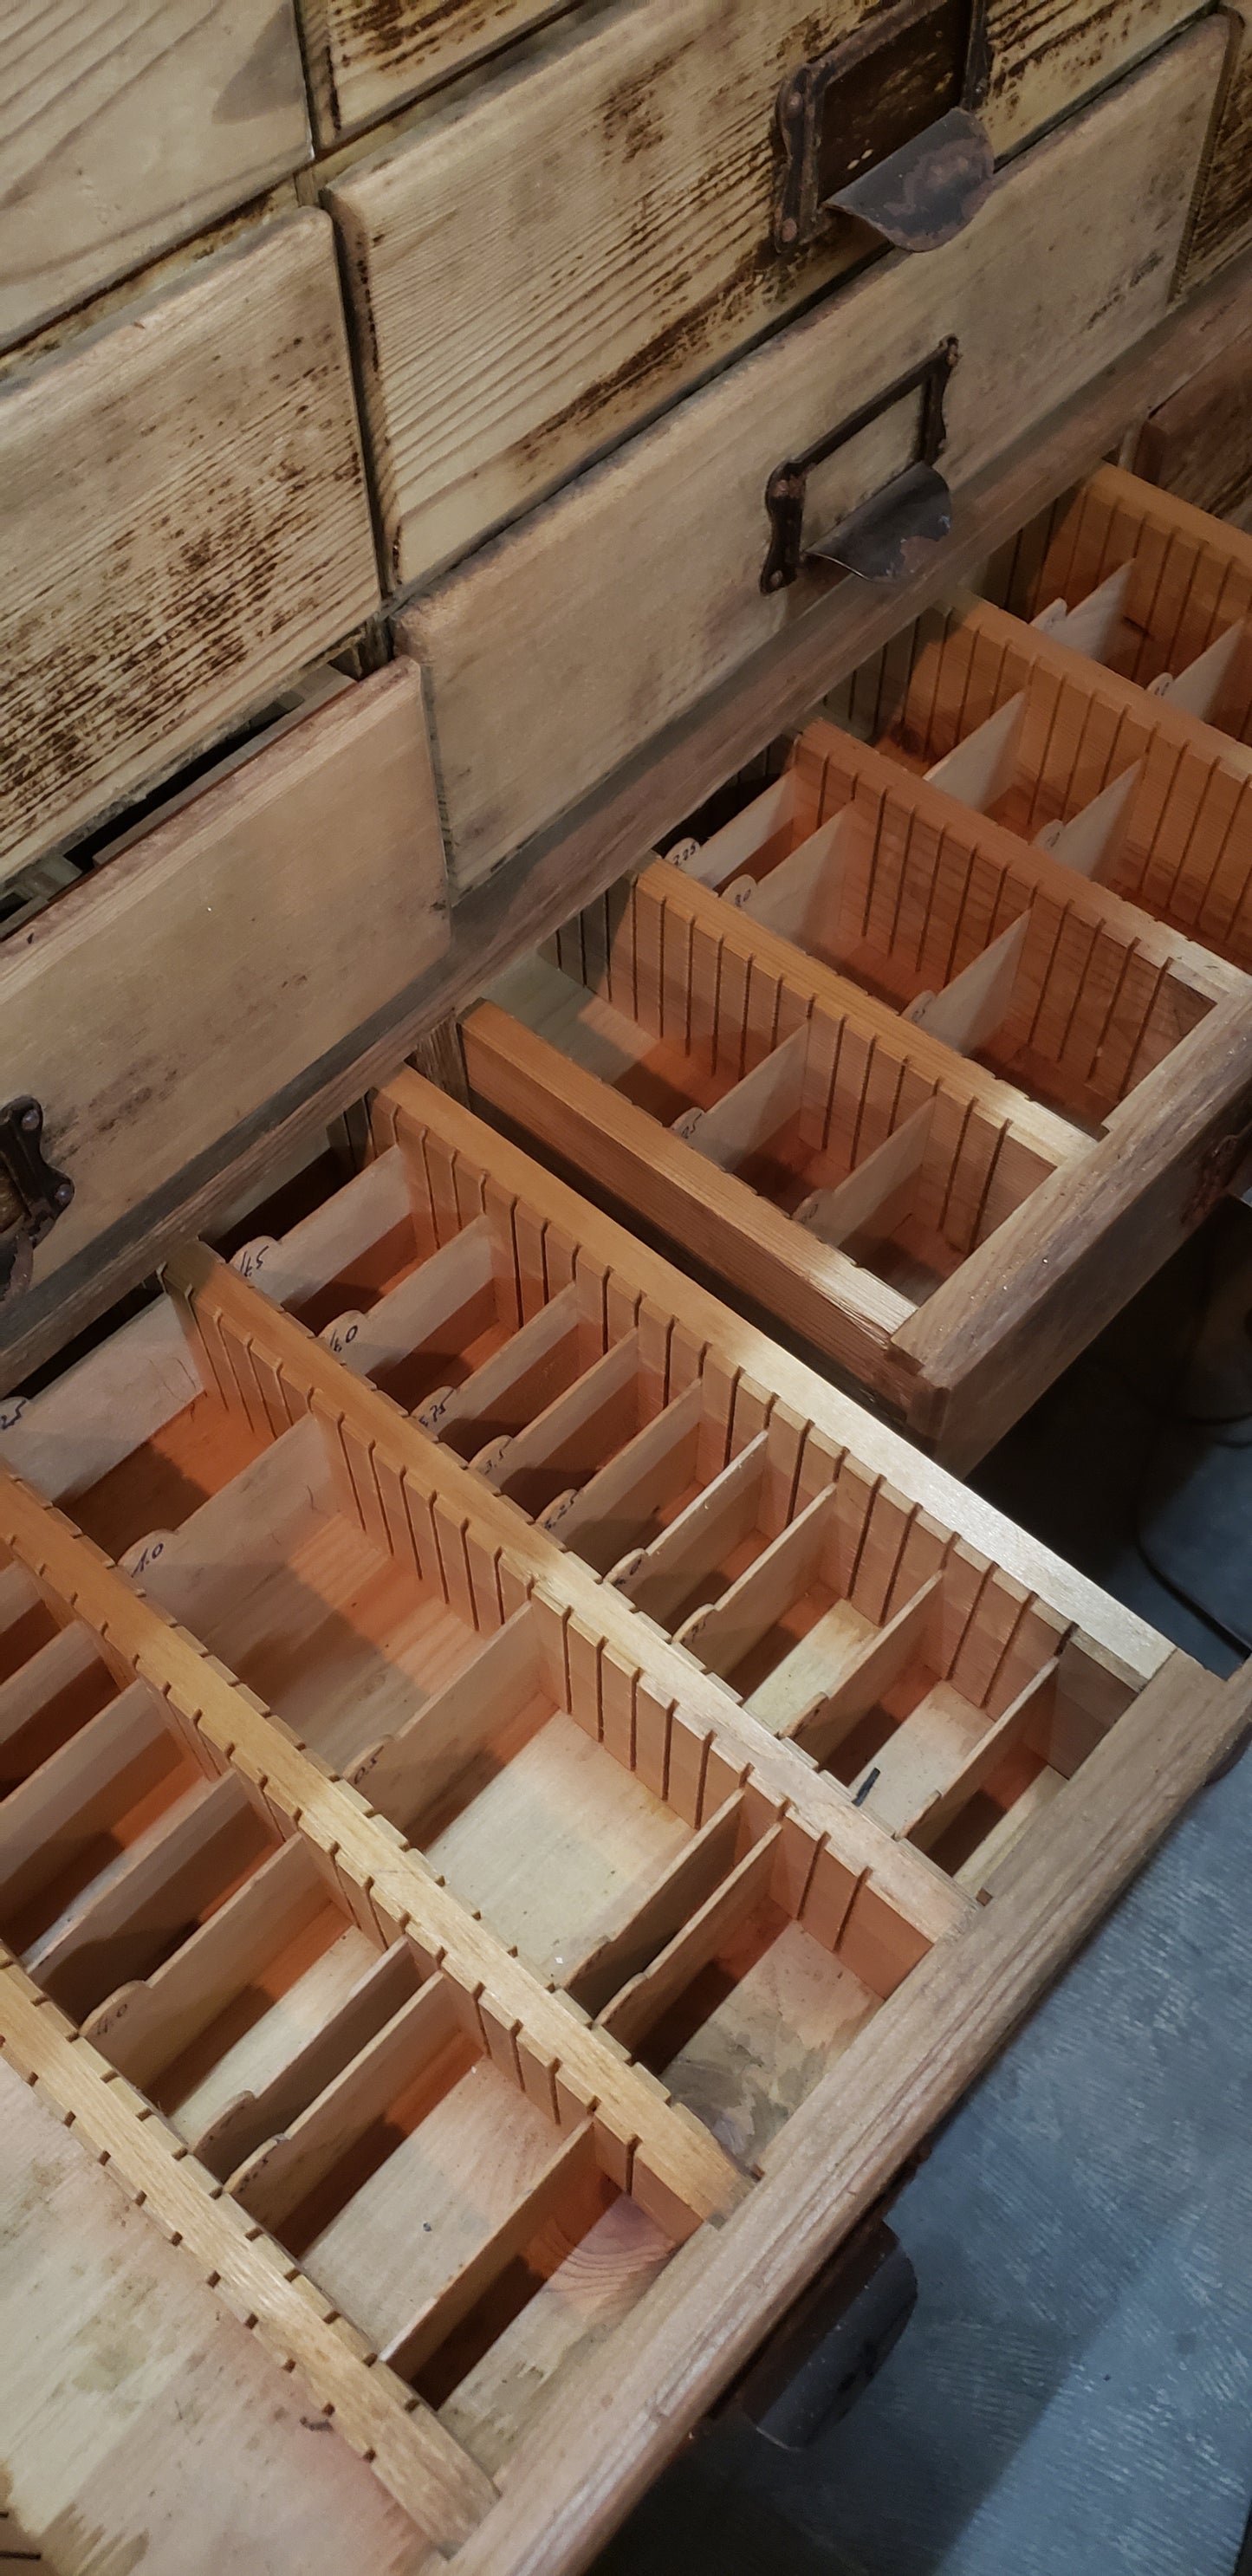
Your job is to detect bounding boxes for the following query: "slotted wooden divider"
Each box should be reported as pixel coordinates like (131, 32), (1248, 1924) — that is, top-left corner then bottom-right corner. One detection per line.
(0, 1068), (1206, 2565)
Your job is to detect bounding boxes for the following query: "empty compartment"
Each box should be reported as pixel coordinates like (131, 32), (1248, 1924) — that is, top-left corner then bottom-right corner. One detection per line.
(228, 1977), (670, 2404)
(600, 1822), (923, 2167)
(132, 1411), (497, 1775)
(612, 1416), (826, 1639)
(83, 1833), (419, 2174)
(350, 1605), (756, 1997)
(0, 1683), (276, 2021)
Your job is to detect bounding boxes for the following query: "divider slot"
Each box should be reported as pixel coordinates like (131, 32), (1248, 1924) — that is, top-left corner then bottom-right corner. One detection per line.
(314, 1217), (498, 1403)
(0, 1679), (183, 1937)
(613, 1432), (787, 1634)
(542, 1379), (706, 1574)
(673, 1488), (871, 1707)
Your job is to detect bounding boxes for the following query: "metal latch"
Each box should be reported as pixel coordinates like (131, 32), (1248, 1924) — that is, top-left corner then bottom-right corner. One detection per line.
(775, 0), (993, 255)
(762, 339), (958, 592)
(0, 1099), (73, 1303)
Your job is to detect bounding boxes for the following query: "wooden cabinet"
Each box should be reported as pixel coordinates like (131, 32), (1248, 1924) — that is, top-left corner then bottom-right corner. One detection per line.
(0, 211), (379, 883)
(0, 0), (311, 350)
(395, 28), (1225, 891)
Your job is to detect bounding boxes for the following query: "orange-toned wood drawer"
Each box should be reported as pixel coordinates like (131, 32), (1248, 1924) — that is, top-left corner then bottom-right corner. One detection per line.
(0, 209), (379, 884)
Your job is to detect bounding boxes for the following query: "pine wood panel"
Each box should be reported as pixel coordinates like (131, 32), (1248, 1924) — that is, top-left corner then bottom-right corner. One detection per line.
(333, 0), (1202, 590)
(395, 28), (1225, 888)
(0, 1), (311, 350)
(0, 209), (379, 881)
(0, 664), (448, 1294)
(1180, 2), (1252, 290)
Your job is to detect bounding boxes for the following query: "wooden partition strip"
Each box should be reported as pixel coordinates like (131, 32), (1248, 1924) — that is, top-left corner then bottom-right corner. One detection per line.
(0, 1466), (743, 2236)
(0, 1946), (495, 2550)
(160, 1238), (976, 1944)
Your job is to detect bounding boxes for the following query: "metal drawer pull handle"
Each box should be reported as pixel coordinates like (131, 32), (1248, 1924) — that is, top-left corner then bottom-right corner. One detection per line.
(762, 339), (958, 594)
(0, 1098), (73, 1304)
(775, 0), (993, 254)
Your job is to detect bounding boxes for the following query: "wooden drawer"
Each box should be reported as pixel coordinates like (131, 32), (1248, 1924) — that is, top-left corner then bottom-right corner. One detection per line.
(0, 209), (380, 882)
(394, 27), (1224, 892)
(332, 0), (1207, 593)
(0, 662), (448, 1313)
(0, 1066), (1235, 2575)
(0, 3), (311, 350)
(298, 0), (583, 146)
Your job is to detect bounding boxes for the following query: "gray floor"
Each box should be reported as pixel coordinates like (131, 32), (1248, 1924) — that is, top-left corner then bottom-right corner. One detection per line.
(594, 1207), (1252, 2576)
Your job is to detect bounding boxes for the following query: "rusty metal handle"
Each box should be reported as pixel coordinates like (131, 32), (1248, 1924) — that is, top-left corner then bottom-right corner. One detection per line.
(761, 340), (958, 594)
(0, 1100), (73, 1305)
(774, 0), (994, 255)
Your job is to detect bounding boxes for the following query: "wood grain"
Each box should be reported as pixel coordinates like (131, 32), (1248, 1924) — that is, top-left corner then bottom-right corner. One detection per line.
(0, 663), (448, 1294)
(299, 0), (581, 145)
(1179, 2), (1252, 291)
(0, 208), (379, 880)
(0, 0), (311, 350)
(397, 28), (1225, 887)
(331, 0), (1197, 587)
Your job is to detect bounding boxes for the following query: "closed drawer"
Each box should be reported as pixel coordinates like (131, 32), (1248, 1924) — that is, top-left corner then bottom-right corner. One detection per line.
(0, 2), (311, 350)
(395, 24), (1226, 893)
(0, 662), (448, 1307)
(0, 209), (380, 882)
(298, 0), (582, 146)
(333, 0), (1204, 590)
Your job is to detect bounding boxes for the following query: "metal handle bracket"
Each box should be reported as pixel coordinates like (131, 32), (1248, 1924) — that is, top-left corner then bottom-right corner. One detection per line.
(0, 1099), (73, 1304)
(762, 339), (958, 594)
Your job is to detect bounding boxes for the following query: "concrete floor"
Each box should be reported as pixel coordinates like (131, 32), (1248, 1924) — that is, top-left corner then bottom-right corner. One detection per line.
(595, 1206), (1252, 2576)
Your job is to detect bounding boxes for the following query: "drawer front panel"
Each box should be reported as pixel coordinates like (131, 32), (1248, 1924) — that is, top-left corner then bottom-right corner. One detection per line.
(0, 210), (380, 883)
(397, 24), (1225, 890)
(1180, 3), (1252, 288)
(299, 0), (583, 146)
(333, 0), (1200, 590)
(0, 2), (312, 350)
(0, 663), (448, 1299)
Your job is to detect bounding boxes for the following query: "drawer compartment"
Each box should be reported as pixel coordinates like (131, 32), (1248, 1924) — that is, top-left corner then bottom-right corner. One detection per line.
(0, 662), (448, 1307)
(0, 2), (311, 349)
(0, 209), (380, 879)
(334, 0), (1203, 590)
(395, 28), (1224, 889)
(0, 1067), (1221, 2564)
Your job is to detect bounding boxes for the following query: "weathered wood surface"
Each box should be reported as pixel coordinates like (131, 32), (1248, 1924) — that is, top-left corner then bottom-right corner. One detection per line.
(0, 0), (311, 351)
(299, 0), (582, 145)
(397, 28), (1225, 888)
(0, 664), (448, 1292)
(2, 235), (1250, 1397)
(0, 209), (379, 881)
(332, 0), (1199, 587)
(1180, 2), (1252, 290)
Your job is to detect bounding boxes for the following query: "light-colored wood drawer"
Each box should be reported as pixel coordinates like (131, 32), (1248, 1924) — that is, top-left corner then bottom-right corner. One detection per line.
(0, 662), (447, 1307)
(0, 2), (312, 351)
(298, 0), (583, 146)
(0, 209), (380, 883)
(333, 0), (1204, 593)
(0, 1061), (1225, 2576)
(394, 26), (1225, 892)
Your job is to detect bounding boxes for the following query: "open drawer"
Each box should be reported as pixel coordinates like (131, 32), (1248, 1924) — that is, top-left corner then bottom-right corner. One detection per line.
(394, 26), (1224, 890)
(464, 769), (1252, 1465)
(0, 1066), (1241, 2574)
